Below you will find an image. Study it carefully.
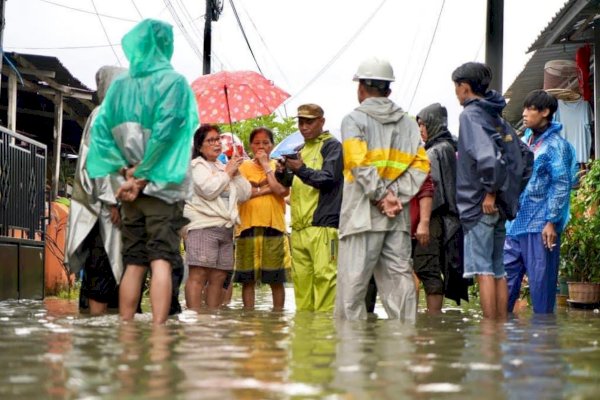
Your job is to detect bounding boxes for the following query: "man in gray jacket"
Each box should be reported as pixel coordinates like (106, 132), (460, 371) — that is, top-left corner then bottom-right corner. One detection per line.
(335, 57), (429, 321)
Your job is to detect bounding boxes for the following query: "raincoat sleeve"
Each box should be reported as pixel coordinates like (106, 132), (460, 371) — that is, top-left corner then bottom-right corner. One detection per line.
(459, 113), (506, 194)
(133, 75), (199, 185)
(191, 160), (231, 201)
(546, 141), (576, 225)
(294, 139), (343, 189)
(86, 89), (129, 178)
(386, 144), (430, 204)
(341, 114), (388, 201)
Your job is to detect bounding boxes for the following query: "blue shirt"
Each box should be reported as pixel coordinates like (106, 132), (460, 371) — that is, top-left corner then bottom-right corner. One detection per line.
(506, 122), (577, 237)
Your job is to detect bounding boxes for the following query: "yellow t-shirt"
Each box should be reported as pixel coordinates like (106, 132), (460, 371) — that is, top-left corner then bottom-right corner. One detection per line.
(237, 160), (286, 235)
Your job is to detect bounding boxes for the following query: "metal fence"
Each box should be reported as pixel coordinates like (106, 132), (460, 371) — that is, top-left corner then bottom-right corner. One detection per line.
(0, 126), (47, 240)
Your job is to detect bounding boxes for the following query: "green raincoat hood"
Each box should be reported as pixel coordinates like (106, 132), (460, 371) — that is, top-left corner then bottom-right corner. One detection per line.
(122, 19), (174, 77)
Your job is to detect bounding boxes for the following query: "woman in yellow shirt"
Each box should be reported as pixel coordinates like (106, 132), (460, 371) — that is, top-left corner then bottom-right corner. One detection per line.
(234, 127), (291, 310)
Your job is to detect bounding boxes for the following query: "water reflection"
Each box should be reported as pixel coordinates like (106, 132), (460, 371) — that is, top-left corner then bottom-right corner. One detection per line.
(0, 293), (599, 399)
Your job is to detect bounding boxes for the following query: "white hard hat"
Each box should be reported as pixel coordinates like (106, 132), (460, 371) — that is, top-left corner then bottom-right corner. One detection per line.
(353, 57), (395, 82)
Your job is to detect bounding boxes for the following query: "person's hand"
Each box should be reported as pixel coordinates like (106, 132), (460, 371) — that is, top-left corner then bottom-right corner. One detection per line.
(225, 155), (243, 177)
(124, 166), (137, 180)
(110, 205), (121, 226)
(255, 150), (270, 169)
(542, 222), (557, 250)
(482, 192), (498, 214)
(116, 178), (140, 202)
(377, 189), (403, 218)
(284, 154), (304, 172)
(415, 220), (430, 246)
(275, 159), (286, 173)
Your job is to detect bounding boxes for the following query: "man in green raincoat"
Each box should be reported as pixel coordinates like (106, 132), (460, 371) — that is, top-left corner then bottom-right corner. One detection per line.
(87, 19), (198, 324)
(281, 104), (343, 312)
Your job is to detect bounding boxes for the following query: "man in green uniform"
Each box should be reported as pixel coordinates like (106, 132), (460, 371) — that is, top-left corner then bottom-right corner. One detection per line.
(282, 104), (343, 311)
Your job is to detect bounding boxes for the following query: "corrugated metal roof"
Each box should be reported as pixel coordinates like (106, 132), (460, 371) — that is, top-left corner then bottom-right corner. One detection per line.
(503, 43), (580, 125)
(4, 52), (92, 91)
(528, 0), (600, 52)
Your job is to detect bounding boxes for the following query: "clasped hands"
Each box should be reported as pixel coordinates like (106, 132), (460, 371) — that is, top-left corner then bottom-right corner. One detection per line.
(376, 189), (403, 218)
(116, 166), (147, 202)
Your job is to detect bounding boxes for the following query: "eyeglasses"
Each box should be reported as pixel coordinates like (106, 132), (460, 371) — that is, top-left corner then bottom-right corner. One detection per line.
(204, 137), (221, 145)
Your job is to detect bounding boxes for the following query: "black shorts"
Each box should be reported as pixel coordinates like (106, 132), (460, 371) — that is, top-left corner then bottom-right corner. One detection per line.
(80, 223), (119, 307)
(120, 195), (188, 268)
(412, 214), (445, 295)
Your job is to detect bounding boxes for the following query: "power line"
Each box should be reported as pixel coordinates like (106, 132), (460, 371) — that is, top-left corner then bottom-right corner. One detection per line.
(290, 0), (387, 102)
(90, 0), (122, 66)
(407, 0), (446, 111)
(130, 0), (143, 19)
(163, 0), (204, 62)
(172, 0), (228, 71)
(228, 0), (263, 75)
(39, 0), (138, 22)
(236, 0), (291, 87)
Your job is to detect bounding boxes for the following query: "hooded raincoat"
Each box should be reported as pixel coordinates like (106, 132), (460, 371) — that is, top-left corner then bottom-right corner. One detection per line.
(416, 103), (470, 304)
(456, 91), (510, 229)
(86, 19), (199, 204)
(336, 97), (429, 321)
(64, 66), (126, 283)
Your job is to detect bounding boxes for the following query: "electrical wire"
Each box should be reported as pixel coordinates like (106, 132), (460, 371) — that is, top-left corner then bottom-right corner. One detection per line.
(236, 0), (291, 88)
(228, 0), (263, 75)
(90, 0), (122, 66)
(173, 0), (228, 71)
(407, 0), (446, 111)
(163, 0), (204, 62)
(289, 0), (387, 102)
(38, 0), (138, 22)
(130, 0), (144, 19)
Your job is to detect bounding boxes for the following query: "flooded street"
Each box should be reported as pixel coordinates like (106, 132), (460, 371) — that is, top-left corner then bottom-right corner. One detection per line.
(1, 289), (599, 399)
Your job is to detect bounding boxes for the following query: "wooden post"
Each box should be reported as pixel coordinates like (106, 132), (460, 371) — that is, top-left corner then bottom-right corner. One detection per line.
(7, 69), (17, 131)
(52, 92), (63, 201)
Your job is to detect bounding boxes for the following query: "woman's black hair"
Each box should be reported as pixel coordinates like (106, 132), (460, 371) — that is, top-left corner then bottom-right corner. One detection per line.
(193, 123), (221, 159)
(249, 126), (274, 145)
(523, 89), (558, 122)
(451, 62), (492, 96)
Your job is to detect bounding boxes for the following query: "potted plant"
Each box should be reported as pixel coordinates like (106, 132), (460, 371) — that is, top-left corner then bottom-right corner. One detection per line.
(560, 160), (600, 304)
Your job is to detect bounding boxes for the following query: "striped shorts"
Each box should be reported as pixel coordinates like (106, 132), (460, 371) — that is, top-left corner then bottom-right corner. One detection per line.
(185, 226), (234, 271)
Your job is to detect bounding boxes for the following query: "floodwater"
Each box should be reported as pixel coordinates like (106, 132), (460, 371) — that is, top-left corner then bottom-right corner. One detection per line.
(1, 289), (599, 399)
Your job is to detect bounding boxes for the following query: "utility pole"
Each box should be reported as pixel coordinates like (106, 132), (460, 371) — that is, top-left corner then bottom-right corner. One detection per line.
(0, 0), (7, 99)
(485, 0), (504, 92)
(203, 0), (224, 75)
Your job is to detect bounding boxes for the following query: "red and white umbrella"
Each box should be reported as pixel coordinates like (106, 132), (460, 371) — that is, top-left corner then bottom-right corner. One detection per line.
(191, 70), (290, 124)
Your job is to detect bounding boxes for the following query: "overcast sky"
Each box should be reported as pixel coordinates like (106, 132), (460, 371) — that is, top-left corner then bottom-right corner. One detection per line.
(6, 0), (567, 135)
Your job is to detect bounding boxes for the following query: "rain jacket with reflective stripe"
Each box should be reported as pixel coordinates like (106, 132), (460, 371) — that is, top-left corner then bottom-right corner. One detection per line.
(86, 19), (199, 203)
(290, 132), (343, 230)
(339, 97), (429, 239)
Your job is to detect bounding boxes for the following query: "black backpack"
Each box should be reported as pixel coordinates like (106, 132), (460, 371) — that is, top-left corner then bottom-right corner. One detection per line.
(487, 119), (534, 220)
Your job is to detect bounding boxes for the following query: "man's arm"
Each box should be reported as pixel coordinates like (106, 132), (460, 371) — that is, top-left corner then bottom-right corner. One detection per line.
(341, 114), (388, 201)
(462, 114), (506, 195)
(292, 139), (343, 189)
